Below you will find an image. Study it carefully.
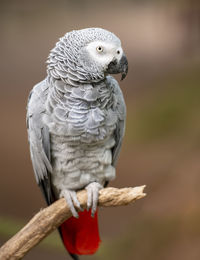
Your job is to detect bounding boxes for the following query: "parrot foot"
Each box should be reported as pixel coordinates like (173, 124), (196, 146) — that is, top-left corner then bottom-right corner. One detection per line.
(60, 190), (83, 218)
(85, 182), (103, 217)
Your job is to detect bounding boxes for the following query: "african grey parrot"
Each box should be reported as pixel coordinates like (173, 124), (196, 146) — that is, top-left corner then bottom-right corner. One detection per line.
(27, 28), (128, 260)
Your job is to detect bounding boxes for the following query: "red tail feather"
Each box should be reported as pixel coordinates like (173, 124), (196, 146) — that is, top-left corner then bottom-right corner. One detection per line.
(60, 209), (101, 255)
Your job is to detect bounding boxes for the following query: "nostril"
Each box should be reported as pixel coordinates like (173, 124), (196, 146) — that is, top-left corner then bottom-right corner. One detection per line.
(109, 60), (117, 66)
(107, 59), (120, 74)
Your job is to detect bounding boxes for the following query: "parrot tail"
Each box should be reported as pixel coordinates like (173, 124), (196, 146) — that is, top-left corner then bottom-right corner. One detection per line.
(60, 209), (101, 256)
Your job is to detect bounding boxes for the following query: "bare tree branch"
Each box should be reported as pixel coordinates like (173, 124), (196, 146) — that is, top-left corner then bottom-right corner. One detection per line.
(0, 186), (146, 260)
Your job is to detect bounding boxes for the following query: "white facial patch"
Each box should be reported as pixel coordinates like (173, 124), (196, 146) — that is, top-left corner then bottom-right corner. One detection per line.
(86, 41), (123, 70)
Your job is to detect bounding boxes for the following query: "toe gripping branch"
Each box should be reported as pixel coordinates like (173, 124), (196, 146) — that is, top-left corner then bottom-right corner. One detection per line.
(61, 182), (103, 218)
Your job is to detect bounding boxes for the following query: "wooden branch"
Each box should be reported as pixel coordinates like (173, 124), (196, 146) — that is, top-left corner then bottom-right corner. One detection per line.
(0, 186), (146, 260)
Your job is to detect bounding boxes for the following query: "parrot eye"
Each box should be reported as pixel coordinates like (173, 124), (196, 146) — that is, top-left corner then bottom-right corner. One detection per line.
(96, 46), (103, 53)
(117, 50), (120, 55)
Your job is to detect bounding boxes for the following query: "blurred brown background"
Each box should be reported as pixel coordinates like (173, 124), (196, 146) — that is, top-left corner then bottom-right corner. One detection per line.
(1, 0), (200, 259)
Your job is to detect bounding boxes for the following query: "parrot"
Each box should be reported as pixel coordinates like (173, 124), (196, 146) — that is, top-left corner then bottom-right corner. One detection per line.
(26, 28), (128, 260)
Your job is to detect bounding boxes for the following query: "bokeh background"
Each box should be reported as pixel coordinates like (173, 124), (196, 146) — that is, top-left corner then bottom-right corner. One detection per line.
(1, 0), (200, 259)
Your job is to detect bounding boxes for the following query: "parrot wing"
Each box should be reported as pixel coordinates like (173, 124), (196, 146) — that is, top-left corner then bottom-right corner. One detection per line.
(108, 76), (126, 166)
(112, 119), (126, 166)
(27, 79), (54, 205)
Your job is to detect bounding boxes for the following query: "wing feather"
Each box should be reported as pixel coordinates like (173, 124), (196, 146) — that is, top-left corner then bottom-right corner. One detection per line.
(107, 76), (126, 166)
(27, 79), (54, 205)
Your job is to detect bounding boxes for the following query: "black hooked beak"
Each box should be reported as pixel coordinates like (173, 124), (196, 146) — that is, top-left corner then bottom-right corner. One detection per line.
(107, 54), (128, 81)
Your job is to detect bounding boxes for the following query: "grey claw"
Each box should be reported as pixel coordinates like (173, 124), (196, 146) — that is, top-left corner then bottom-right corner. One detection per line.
(92, 190), (99, 217)
(85, 182), (103, 217)
(60, 190), (81, 218)
(71, 191), (83, 212)
(86, 187), (92, 211)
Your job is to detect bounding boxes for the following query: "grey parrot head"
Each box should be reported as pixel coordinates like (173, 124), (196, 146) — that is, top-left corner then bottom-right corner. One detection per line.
(47, 28), (128, 85)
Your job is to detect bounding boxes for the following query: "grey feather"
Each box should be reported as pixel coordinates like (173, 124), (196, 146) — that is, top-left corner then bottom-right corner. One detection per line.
(106, 76), (126, 166)
(27, 79), (53, 204)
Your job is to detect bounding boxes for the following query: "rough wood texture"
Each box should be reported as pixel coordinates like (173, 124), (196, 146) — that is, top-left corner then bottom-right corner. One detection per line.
(0, 186), (146, 260)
